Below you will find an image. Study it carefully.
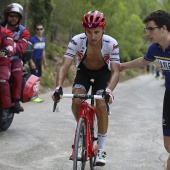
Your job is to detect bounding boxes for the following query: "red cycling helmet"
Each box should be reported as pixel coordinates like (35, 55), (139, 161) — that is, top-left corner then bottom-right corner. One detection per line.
(82, 10), (106, 29)
(4, 3), (23, 22)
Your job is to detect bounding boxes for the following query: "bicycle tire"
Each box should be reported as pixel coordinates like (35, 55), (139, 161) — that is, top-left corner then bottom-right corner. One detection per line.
(89, 112), (98, 169)
(73, 117), (86, 170)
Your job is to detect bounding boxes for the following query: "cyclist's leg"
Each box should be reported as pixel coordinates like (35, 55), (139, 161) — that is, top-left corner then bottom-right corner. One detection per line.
(94, 66), (110, 138)
(95, 99), (107, 165)
(96, 99), (108, 137)
(95, 87), (108, 135)
(72, 88), (86, 121)
(162, 90), (170, 170)
(93, 66), (111, 165)
(72, 66), (91, 121)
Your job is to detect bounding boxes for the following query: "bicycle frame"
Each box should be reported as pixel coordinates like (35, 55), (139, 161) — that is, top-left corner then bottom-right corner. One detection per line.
(56, 93), (109, 169)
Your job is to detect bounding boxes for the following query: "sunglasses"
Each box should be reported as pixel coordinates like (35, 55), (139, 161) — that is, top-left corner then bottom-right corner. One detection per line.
(8, 14), (19, 19)
(36, 28), (43, 31)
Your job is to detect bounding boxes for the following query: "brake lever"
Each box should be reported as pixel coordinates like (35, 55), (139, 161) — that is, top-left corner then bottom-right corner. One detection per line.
(53, 101), (57, 112)
(105, 97), (111, 115)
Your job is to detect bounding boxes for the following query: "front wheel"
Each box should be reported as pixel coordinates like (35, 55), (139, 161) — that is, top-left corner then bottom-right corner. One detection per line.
(0, 113), (14, 132)
(73, 118), (86, 170)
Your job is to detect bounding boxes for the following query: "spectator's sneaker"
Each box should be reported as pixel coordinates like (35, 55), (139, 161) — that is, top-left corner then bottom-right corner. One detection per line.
(95, 149), (106, 166)
(32, 97), (44, 103)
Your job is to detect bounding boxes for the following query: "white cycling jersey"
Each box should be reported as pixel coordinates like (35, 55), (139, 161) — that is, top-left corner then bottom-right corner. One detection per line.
(64, 33), (120, 70)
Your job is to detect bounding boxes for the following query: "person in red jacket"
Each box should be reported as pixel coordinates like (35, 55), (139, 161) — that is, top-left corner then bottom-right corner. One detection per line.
(1, 3), (34, 112)
(0, 25), (16, 120)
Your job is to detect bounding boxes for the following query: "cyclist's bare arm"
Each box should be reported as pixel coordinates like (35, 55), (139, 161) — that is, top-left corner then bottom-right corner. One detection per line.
(121, 57), (151, 70)
(107, 62), (120, 91)
(52, 57), (73, 103)
(56, 57), (73, 87)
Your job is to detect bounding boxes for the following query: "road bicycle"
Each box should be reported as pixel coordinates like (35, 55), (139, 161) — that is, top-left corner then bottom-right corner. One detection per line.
(53, 80), (110, 170)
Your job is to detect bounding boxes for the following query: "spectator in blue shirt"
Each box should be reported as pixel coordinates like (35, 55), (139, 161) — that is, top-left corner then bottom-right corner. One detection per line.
(30, 24), (47, 102)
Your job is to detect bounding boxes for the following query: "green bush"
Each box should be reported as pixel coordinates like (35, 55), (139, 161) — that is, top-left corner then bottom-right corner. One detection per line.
(46, 42), (64, 60)
(41, 64), (55, 87)
(66, 66), (76, 83)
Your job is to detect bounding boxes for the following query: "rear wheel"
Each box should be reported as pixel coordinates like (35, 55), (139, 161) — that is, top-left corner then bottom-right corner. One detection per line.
(89, 113), (98, 169)
(73, 118), (86, 170)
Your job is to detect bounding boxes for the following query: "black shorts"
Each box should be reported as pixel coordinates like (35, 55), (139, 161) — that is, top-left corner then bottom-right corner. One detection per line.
(73, 63), (111, 95)
(30, 59), (42, 77)
(163, 89), (170, 136)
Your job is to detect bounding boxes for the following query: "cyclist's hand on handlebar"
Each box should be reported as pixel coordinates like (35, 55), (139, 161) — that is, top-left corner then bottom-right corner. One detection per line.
(102, 88), (114, 104)
(52, 86), (63, 102)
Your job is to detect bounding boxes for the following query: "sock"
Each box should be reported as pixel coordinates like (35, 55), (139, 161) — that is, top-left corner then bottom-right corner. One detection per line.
(98, 133), (107, 151)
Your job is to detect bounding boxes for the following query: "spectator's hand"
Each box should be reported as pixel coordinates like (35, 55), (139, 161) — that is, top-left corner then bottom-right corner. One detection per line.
(102, 88), (114, 104)
(52, 86), (63, 103)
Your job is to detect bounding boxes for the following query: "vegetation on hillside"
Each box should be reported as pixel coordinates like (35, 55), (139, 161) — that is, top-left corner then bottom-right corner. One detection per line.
(0, 0), (169, 87)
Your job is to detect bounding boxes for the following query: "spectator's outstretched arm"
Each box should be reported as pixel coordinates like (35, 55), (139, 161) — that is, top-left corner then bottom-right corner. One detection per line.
(120, 57), (151, 71)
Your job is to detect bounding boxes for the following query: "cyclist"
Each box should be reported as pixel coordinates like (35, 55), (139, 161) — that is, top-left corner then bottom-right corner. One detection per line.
(120, 10), (170, 170)
(1, 3), (33, 112)
(0, 25), (16, 121)
(52, 10), (120, 165)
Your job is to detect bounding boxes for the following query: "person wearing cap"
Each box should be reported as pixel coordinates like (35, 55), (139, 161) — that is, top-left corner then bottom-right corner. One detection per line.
(1, 3), (35, 112)
(52, 10), (120, 165)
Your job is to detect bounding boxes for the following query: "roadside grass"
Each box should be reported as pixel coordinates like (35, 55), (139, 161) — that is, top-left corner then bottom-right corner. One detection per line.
(119, 67), (146, 82)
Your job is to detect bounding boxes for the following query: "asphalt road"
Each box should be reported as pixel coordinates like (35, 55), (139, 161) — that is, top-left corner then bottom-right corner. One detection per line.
(0, 73), (168, 170)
